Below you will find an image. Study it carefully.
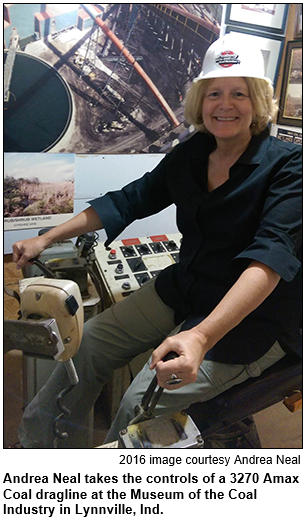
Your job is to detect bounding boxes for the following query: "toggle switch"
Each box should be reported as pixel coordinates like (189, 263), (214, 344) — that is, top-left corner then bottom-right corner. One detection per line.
(136, 243), (152, 256)
(120, 245), (136, 257)
(127, 257), (147, 273)
(115, 263), (124, 274)
(163, 240), (178, 252)
(149, 241), (165, 253)
(135, 273), (150, 286)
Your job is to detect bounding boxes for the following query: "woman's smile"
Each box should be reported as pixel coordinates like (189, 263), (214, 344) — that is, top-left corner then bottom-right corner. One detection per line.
(214, 116), (239, 121)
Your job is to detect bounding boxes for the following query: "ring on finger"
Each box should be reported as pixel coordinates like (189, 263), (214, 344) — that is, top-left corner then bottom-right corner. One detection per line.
(166, 375), (182, 386)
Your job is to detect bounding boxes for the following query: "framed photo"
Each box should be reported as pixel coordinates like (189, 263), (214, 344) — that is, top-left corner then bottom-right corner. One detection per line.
(225, 4), (289, 35)
(270, 123), (302, 146)
(225, 26), (285, 86)
(278, 41), (302, 127)
(294, 4), (302, 39)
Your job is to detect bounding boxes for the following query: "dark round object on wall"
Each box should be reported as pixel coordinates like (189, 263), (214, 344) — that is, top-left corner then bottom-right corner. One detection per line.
(4, 51), (72, 152)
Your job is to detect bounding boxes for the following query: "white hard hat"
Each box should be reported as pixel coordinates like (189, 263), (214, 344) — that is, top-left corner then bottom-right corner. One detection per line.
(194, 33), (271, 83)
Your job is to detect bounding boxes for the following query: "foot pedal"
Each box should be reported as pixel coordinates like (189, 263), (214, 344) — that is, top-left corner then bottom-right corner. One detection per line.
(118, 411), (204, 449)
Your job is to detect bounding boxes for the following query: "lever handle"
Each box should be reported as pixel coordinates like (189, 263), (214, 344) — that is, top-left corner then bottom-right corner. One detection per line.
(130, 351), (181, 425)
(141, 351), (179, 410)
(161, 351), (179, 362)
(30, 257), (55, 278)
(4, 283), (20, 303)
(5, 256), (52, 302)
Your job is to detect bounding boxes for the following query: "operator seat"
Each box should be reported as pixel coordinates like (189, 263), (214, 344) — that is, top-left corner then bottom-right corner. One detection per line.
(186, 350), (302, 448)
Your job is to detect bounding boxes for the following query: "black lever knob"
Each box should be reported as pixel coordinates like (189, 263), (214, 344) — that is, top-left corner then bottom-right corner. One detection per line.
(162, 351), (179, 362)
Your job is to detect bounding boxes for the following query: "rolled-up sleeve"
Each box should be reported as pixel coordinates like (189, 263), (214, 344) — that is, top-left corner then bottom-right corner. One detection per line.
(88, 153), (174, 246)
(234, 146), (302, 281)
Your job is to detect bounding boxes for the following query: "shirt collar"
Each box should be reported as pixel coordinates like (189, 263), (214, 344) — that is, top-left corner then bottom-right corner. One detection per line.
(190, 128), (270, 166)
(237, 130), (270, 165)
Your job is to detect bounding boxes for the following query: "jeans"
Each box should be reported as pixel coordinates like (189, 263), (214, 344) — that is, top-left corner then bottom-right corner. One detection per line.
(18, 279), (286, 448)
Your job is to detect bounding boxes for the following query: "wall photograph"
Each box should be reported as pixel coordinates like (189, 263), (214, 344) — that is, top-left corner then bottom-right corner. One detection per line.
(4, 3), (222, 155)
(4, 153), (75, 231)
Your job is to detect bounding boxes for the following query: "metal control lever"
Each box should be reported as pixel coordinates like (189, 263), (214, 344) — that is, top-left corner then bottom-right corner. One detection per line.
(4, 257), (54, 302)
(4, 256), (54, 305)
(4, 282), (20, 303)
(5, 262), (83, 448)
(30, 256), (56, 278)
(129, 351), (179, 425)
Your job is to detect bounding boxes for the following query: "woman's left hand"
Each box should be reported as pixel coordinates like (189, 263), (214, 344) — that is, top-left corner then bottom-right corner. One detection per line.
(149, 329), (208, 390)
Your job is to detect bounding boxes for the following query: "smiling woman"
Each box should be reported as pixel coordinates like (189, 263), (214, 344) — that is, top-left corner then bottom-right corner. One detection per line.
(183, 36), (279, 192)
(184, 75), (278, 137)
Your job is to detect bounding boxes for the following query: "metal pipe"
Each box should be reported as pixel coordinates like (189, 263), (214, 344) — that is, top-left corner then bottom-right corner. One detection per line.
(80, 4), (179, 127)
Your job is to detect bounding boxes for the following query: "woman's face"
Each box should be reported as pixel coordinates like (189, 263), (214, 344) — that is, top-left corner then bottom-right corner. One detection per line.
(202, 77), (254, 143)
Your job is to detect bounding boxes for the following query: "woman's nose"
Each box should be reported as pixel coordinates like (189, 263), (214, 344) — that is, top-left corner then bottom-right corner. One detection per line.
(219, 94), (234, 109)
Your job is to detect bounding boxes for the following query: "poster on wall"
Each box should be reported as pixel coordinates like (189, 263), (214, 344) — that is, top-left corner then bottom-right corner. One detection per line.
(225, 3), (289, 34)
(3, 3), (222, 155)
(4, 153), (75, 231)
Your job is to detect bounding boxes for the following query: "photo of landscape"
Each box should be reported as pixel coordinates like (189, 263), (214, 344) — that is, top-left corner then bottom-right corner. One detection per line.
(4, 153), (75, 229)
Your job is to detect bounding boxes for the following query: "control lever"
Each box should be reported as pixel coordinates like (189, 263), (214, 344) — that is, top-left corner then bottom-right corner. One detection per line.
(4, 282), (20, 303)
(4, 256), (54, 302)
(4, 257), (53, 304)
(5, 259), (81, 448)
(129, 351), (179, 425)
(28, 256), (56, 278)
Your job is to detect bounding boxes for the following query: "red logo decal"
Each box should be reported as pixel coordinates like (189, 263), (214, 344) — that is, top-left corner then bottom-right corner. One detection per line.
(215, 50), (240, 68)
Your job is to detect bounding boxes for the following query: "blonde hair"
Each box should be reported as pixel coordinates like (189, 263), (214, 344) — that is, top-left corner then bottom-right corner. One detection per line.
(184, 77), (278, 135)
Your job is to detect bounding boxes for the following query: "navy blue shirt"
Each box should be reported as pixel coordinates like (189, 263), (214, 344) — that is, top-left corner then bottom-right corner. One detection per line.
(89, 131), (302, 363)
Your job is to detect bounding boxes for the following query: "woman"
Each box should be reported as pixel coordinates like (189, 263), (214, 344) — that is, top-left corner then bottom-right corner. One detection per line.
(12, 34), (302, 448)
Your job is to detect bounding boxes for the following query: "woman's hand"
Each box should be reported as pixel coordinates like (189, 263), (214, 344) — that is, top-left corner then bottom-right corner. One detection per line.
(12, 207), (104, 270)
(150, 261), (281, 390)
(12, 236), (47, 269)
(149, 329), (209, 390)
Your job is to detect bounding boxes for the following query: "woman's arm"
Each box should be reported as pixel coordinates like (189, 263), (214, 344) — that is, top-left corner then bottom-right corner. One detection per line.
(150, 260), (281, 388)
(12, 152), (174, 268)
(12, 206), (103, 269)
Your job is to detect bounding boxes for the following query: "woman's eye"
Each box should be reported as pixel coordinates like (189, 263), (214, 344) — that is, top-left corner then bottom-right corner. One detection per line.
(207, 92), (220, 98)
(233, 92), (247, 98)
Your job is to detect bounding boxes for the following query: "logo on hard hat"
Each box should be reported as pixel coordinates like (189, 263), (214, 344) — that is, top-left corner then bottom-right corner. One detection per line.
(215, 50), (240, 68)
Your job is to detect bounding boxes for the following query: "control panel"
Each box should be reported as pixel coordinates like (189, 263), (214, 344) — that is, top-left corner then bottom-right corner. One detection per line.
(95, 233), (181, 304)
